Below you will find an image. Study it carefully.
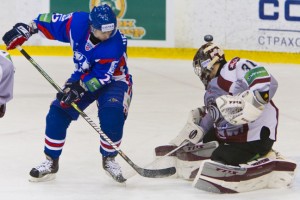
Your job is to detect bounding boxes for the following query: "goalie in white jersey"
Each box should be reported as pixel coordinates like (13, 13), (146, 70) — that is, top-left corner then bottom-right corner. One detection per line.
(155, 35), (296, 193)
(173, 34), (278, 167)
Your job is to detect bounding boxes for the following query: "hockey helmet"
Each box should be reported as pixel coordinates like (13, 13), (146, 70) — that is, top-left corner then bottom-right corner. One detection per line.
(193, 35), (225, 88)
(89, 4), (117, 37)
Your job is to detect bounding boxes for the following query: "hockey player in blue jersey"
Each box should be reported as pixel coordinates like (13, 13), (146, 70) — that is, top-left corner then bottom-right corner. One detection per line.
(2, 4), (132, 183)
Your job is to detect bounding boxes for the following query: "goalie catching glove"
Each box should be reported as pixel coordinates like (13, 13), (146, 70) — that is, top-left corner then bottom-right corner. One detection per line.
(170, 107), (206, 146)
(57, 80), (88, 108)
(216, 90), (267, 125)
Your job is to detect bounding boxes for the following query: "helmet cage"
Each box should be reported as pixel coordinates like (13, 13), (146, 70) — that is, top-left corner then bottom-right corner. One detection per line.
(193, 43), (224, 87)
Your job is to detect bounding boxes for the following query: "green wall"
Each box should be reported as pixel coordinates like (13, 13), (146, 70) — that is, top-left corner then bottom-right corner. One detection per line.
(50, 0), (166, 40)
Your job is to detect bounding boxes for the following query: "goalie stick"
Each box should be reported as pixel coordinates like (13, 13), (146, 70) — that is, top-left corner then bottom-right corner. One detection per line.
(16, 46), (176, 178)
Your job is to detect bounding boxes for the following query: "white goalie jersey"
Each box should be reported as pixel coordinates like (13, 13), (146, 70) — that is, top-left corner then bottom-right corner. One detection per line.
(200, 57), (279, 143)
(0, 50), (14, 105)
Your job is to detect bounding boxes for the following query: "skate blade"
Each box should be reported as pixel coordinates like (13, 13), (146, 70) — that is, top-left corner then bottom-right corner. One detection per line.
(29, 174), (56, 182)
(104, 171), (127, 185)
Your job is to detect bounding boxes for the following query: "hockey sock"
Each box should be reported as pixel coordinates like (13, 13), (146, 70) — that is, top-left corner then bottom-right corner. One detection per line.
(44, 105), (73, 159)
(98, 106), (125, 157)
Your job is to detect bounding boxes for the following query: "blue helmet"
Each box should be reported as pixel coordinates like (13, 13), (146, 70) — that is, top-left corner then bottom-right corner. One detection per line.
(89, 4), (117, 36)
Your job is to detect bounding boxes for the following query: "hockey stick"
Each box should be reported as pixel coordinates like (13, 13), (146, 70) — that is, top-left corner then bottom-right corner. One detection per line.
(16, 46), (176, 178)
(125, 140), (189, 179)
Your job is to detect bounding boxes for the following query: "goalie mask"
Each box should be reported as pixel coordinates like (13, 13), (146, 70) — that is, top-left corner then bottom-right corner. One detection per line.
(193, 42), (225, 88)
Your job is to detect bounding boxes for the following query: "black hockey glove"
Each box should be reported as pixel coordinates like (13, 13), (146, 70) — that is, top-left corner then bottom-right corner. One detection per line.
(57, 80), (87, 108)
(2, 23), (37, 50)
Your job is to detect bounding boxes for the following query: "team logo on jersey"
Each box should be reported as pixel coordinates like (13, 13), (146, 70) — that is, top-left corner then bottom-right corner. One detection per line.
(228, 57), (240, 71)
(85, 40), (95, 51)
(244, 67), (269, 86)
(73, 51), (90, 73)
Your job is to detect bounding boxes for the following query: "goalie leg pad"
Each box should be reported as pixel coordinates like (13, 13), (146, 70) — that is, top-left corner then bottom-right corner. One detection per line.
(154, 141), (219, 180)
(192, 157), (297, 193)
(170, 122), (204, 146)
(155, 141), (218, 158)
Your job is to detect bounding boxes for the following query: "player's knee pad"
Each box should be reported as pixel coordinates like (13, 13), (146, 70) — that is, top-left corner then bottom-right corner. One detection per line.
(46, 105), (73, 138)
(98, 106), (125, 140)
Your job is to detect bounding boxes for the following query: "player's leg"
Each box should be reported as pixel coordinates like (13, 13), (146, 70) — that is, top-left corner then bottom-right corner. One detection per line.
(97, 81), (132, 183)
(210, 127), (274, 166)
(29, 94), (95, 182)
(202, 128), (220, 143)
(29, 105), (72, 181)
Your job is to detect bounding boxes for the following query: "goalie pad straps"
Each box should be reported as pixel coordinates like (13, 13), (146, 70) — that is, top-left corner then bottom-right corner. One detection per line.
(170, 122), (204, 146)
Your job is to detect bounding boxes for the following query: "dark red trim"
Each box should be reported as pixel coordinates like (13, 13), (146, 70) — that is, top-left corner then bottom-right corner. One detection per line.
(217, 75), (232, 92)
(249, 77), (271, 88)
(37, 24), (55, 40)
(202, 160), (296, 182)
(101, 141), (121, 149)
(45, 139), (64, 147)
(98, 59), (115, 64)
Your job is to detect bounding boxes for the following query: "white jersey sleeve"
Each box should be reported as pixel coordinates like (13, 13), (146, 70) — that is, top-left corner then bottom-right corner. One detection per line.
(0, 50), (15, 105)
(220, 57), (277, 103)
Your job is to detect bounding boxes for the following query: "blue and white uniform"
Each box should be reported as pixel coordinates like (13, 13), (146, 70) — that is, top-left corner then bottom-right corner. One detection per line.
(33, 12), (133, 158)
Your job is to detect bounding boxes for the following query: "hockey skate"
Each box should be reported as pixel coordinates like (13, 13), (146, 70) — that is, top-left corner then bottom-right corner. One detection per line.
(29, 155), (59, 182)
(103, 155), (126, 183)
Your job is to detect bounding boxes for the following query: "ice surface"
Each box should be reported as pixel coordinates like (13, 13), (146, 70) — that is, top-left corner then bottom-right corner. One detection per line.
(0, 56), (299, 200)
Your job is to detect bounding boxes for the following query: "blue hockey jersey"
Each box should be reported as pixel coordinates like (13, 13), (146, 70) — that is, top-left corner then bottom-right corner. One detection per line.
(33, 12), (131, 92)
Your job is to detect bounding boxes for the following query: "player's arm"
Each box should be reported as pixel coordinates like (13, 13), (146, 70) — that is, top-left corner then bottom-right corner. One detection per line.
(242, 65), (276, 106)
(2, 13), (73, 50)
(217, 61), (278, 125)
(32, 13), (73, 42)
(55, 59), (118, 107)
(79, 59), (119, 92)
(56, 59), (119, 107)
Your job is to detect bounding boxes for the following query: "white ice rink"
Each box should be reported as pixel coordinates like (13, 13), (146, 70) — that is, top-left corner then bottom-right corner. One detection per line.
(0, 55), (300, 200)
